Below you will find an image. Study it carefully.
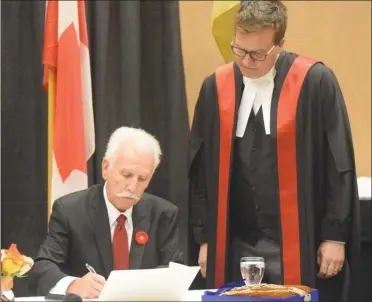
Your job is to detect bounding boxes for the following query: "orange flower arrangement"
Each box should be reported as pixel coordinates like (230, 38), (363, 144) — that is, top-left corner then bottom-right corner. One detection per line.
(1, 244), (33, 278)
(1, 243), (34, 295)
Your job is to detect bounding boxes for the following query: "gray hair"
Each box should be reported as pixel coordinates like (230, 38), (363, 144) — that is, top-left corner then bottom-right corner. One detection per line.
(235, 0), (288, 44)
(104, 127), (162, 169)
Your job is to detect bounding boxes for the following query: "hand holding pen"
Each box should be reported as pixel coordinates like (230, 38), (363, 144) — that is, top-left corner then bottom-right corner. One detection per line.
(65, 263), (106, 299)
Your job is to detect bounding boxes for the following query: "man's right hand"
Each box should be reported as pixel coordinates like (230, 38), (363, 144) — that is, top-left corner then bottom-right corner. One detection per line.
(198, 243), (208, 278)
(66, 272), (106, 299)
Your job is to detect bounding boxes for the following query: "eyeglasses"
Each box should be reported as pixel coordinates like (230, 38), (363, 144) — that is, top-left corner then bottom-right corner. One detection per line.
(230, 43), (276, 61)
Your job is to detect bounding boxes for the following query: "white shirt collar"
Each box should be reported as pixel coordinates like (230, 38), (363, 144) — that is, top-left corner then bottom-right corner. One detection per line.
(243, 62), (277, 85)
(103, 182), (133, 228)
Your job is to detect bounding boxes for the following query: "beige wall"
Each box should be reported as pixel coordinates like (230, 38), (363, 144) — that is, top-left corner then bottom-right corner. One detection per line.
(180, 0), (371, 177)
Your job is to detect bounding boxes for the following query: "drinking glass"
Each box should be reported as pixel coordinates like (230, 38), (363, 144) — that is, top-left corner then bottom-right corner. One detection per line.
(240, 257), (265, 286)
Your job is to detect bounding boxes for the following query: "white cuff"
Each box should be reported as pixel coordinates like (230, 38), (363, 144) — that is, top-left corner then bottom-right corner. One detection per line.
(325, 240), (346, 244)
(49, 276), (78, 295)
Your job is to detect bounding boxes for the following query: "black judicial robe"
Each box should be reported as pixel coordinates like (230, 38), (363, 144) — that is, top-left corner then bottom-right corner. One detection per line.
(188, 51), (360, 299)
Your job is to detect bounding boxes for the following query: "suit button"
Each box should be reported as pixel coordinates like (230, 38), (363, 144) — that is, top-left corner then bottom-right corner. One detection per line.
(252, 146), (257, 152)
(252, 186), (256, 192)
(253, 127), (257, 132)
(256, 204), (260, 210)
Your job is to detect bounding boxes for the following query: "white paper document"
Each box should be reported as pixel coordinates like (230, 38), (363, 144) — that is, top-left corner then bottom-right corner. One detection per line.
(98, 262), (200, 301)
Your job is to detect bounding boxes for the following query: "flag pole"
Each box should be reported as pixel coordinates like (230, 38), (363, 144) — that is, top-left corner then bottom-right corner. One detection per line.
(47, 68), (56, 221)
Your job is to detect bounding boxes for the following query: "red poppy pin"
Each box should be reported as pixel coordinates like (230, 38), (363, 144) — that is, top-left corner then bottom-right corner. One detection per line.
(135, 231), (148, 245)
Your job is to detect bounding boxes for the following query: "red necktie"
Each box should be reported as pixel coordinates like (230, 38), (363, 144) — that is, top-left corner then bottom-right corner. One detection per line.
(112, 214), (129, 270)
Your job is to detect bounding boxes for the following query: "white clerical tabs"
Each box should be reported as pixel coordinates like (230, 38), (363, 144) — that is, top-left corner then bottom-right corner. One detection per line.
(98, 262), (200, 301)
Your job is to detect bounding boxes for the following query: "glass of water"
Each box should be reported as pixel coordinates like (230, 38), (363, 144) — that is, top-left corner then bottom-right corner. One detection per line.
(240, 257), (265, 286)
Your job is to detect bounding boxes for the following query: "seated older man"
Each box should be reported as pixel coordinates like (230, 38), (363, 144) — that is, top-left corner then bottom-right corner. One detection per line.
(30, 127), (183, 299)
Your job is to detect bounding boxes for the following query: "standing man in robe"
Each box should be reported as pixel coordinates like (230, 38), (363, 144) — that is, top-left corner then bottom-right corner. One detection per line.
(188, 1), (360, 301)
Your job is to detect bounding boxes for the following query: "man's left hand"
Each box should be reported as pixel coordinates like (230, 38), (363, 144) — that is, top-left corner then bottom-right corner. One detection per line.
(317, 241), (345, 279)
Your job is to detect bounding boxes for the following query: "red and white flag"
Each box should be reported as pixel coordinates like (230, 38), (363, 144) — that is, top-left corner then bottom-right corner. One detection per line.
(43, 0), (95, 215)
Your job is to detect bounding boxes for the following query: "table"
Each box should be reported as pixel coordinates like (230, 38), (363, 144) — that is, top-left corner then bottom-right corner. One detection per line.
(15, 290), (207, 301)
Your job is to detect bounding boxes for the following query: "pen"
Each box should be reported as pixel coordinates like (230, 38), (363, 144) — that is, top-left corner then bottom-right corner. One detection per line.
(85, 263), (97, 274)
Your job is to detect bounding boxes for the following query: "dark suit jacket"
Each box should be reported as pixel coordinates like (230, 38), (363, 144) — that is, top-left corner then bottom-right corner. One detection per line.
(29, 184), (183, 295)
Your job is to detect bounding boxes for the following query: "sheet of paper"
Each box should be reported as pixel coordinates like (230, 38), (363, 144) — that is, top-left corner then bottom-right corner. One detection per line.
(98, 262), (200, 301)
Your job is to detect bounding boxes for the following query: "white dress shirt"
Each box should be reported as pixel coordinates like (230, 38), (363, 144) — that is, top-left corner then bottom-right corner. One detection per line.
(49, 183), (133, 295)
(236, 65), (276, 137)
(103, 183), (133, 248)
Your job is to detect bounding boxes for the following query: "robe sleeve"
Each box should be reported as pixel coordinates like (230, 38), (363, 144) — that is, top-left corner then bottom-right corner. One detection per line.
(319, 67), (357, 242)
(188, 80), (208, 244)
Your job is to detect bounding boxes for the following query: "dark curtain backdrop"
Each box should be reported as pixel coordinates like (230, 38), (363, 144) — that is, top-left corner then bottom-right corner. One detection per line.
(1, 0), (189, 296)
(1, 1), (48, 297)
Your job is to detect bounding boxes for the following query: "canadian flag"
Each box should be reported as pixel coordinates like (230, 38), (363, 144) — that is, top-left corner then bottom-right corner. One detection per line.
(43, 0), (95, 215)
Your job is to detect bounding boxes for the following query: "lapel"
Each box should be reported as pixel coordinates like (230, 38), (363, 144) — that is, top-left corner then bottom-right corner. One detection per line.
(232, 62), (244, 141)
(129, 197), (150, 269)
(89, 185), (113, 278)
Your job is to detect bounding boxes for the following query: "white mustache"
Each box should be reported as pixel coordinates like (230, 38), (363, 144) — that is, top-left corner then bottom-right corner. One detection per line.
(116, 191), (140, 201)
